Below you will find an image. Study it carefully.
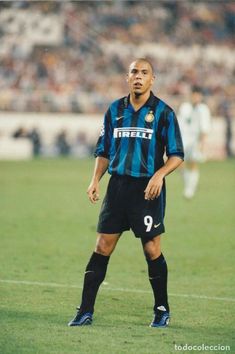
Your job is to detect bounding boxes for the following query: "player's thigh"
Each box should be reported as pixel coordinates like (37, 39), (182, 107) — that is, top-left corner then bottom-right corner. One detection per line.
(129, 186), (166, 239)
(95, 233), (121, 256)
(97, 175), (130, 235)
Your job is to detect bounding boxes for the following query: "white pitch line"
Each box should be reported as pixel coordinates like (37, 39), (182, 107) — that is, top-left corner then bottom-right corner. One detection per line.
(0, 279), (235, 303)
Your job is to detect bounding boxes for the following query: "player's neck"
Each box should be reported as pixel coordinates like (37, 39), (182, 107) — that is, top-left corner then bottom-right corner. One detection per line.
(130, 91), (151, 111)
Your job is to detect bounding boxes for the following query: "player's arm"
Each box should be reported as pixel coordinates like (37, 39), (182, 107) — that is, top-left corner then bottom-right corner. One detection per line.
(88, 107), (112, 203)
(145, 110), (184, 200)
(144, 156), (183, 200)
(87, 156), (109, 203)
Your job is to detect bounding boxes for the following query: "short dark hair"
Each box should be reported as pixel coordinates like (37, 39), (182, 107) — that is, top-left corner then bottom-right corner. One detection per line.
(192, 85), (202, 94)
(131, 58), (155, 74)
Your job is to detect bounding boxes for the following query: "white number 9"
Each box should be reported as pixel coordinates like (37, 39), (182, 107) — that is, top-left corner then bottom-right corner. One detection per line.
(144, 215), (153, 232)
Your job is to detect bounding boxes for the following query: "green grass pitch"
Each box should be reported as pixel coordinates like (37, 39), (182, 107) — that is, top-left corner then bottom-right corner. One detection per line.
(0, 158), (234, 354)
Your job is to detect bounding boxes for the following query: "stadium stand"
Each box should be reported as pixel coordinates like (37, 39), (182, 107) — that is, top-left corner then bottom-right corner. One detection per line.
(0, 1), (234, 115)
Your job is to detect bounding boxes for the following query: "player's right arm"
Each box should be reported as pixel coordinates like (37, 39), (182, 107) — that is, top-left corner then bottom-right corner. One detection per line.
(87, 157), (109, 203)
(88, 107), (112, 203)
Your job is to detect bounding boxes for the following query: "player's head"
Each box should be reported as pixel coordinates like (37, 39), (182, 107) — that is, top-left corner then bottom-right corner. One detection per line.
(127, 58), (155, 97)
(191, 85), (203, 105)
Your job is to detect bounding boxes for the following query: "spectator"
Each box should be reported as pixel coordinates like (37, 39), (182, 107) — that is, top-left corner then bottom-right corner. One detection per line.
(55, 129), (71, 156)
(0, 1), (234, 115)
(12, 127), (28, 139)
(178, 86), (211, 199)
(72, 132), (93, 158)
(27, 128), (42, 157)
(219, 92), (234, 158)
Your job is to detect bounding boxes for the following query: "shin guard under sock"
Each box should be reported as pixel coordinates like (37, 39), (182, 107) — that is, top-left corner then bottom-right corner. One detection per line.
(80, 252), (110, 313)
(147, 253), (169, 313)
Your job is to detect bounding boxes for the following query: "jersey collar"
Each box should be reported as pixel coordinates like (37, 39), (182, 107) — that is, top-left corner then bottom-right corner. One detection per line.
(125, 91), (156, 110)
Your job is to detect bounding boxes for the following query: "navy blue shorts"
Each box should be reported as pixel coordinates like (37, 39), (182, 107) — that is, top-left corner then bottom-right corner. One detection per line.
(97, 174), (166, 239)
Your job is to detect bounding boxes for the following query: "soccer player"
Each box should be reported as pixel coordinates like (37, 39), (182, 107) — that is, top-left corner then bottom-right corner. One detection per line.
(68, 58), (184, 328)
(178, 86), (211, 199)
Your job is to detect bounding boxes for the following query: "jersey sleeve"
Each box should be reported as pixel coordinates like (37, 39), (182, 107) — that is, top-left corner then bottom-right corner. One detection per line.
(165, 110), (184, 159)
(94, 108), (112, 159)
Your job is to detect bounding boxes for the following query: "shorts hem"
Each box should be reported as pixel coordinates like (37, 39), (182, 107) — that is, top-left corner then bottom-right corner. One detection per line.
(134, 226), (165, 239)
(97, 227), (130, 235)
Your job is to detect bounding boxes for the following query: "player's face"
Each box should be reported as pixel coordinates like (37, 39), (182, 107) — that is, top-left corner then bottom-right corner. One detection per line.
(191, 92), (202, 105)
(127, 61), (155, 96)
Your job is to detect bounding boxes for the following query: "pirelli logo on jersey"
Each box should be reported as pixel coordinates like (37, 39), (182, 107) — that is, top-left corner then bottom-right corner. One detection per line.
(113, 127), (153, 140)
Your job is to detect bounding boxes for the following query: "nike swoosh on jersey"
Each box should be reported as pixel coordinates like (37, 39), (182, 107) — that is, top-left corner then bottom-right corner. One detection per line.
(116, 116), (124, 120)
(154, 222), (161, 228)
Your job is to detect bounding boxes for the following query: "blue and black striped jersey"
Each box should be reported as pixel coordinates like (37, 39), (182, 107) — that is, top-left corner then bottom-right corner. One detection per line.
(95, 92), (184, 178)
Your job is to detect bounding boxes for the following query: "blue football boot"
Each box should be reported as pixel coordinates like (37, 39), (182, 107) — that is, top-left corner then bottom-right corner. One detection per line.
(68, 307), (93, 326)
(149, 306), (170, 328)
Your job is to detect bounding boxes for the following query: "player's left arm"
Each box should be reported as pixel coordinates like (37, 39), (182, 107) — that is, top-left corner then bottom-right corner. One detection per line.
(145, 109), (184, 200)
(144, 156), (183, 200)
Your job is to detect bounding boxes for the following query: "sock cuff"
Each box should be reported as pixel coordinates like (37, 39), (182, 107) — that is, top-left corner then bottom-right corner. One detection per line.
(93, 251), (110, 264)
(86, 252), (110, 270)
(147, 253), (167, 278)
(147, 253), (165, 266)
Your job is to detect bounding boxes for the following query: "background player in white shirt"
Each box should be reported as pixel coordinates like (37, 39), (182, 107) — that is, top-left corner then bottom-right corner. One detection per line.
(178, 86), (211, 199)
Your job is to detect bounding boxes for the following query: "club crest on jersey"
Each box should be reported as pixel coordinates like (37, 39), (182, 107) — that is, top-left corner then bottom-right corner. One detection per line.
(145, 110), (154, 123)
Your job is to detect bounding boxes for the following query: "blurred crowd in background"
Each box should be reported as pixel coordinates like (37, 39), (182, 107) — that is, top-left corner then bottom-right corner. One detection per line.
(0, 0), (234, 159)
(11, 125), (95, 158)
(0, 0), (234, 115)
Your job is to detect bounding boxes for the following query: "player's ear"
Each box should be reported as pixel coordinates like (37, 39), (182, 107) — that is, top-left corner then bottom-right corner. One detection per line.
(126, 73), (129, 83)
(151, 74), (155, 85)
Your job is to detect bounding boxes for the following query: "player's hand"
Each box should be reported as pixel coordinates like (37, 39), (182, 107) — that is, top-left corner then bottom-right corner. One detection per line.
(87, 181), (100, 203)
(144, 172), (164, 200)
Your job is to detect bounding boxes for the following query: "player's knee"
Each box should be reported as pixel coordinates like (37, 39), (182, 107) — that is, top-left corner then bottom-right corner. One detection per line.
(95, 238), (113, 256)
(95, 244), (110, 256)
(144, 249), (161, 261)
(143, 238), (161, 260)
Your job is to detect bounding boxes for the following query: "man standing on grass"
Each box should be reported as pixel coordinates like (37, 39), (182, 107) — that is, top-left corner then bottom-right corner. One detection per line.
(178, 86), (211, 199)
(68, 58), (184, 328)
